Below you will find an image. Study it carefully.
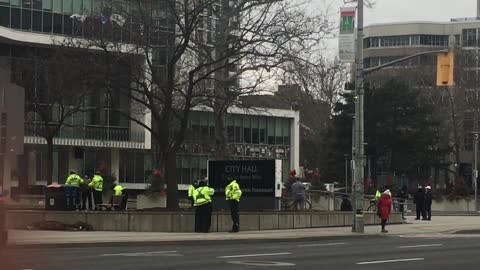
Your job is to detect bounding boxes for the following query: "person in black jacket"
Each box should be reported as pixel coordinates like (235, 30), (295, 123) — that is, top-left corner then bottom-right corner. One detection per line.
(414, 186), (426, 220)
(340, 195), (352, 211)
(396, 186), (408, 220)
(424, 186), (433, 220)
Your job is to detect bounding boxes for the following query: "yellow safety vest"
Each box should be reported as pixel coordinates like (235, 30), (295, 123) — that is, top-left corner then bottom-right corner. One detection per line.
(114, 185), (125, 195)
(89, 175), (104, 191)
(193, 186), (214, 206)
(66, 174), (83, 187)
(188, 184), (195, 198)
(225, 180), (242, 202)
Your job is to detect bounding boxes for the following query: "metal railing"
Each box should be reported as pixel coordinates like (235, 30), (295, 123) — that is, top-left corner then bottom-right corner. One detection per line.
(24, 122), (145, 143)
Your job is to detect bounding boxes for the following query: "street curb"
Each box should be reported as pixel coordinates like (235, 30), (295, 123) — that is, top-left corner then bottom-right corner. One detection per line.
(6, 234), (387, 249)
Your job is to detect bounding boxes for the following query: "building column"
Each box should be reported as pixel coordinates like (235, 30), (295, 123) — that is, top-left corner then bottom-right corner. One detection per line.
(111, 149), (120, 182)
(27, 150), (36, 185)
(290, 111), (300, 172)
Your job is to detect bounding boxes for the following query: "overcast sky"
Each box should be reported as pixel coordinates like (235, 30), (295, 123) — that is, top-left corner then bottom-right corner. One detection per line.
(361, 0), (476, 25)
(318, 0), (477, 55)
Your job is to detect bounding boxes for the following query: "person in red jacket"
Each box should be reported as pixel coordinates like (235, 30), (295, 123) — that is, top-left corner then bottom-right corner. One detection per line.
(377, 190), (392, 233)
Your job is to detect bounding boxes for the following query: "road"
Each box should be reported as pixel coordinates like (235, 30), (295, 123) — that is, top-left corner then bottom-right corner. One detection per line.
(1, 234), (479, 270)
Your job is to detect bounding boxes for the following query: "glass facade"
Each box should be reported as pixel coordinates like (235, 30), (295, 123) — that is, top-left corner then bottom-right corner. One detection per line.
(0, 43), (142, 142)
(364, 54), (436, 68)
(364, 34), (449, 48)
(0, 0), (174, 45)
(120, 111), (294, 185)
(463, 28), (480, 47)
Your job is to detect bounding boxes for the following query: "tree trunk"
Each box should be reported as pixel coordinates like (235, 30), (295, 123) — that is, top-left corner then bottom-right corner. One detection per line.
(164, 151), (179, 210)
(45, 136), (54, 185)
(214, 111), (228, 160)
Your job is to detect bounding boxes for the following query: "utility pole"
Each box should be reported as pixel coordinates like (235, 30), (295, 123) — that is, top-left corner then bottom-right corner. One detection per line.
(474, 133), (479, 212)
(352, 0), (365, 233)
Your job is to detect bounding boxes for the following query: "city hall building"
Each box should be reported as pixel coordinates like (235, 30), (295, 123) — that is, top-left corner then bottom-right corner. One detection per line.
(0, 0), (300, 195)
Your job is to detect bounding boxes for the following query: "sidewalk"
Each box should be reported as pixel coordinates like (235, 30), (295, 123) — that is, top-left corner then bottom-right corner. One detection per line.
(7, 216), (480, 247)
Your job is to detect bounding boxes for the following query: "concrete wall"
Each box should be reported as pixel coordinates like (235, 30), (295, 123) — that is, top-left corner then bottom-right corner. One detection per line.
(6, 210), (402, 232)
(432, 199), (478, 212)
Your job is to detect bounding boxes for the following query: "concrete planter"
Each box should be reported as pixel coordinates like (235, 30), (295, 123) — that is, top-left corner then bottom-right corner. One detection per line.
(432, 198), (477, 212)
(136, 194), (167, 209)
(6, 210), (403, 232)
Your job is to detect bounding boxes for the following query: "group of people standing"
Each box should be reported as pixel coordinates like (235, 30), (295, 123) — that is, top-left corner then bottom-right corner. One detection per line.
(188, 178), (242, 233)
(65, 170), (103, 211)
(414, 185), (433, 220)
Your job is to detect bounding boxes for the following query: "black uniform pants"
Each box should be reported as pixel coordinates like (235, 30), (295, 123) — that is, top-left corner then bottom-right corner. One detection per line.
(416, 204), (425, 219)
(81, 190), (93, 210)
(92, 190), (103, 209)
(195, 203), (212, 233)
(228, 200), (240, 232)
(425, 204), (432, 220)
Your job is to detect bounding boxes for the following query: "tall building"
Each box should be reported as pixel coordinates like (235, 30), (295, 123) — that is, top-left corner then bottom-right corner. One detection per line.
(363, 17), (480, 186)
(0, 0), (299, 197)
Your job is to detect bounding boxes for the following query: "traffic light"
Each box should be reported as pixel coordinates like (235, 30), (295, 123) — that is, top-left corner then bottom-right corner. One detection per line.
(436, 51), (454, 86)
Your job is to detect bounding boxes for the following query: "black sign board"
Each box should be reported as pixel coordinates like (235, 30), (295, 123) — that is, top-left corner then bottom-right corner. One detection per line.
(208, 160), (276, 196)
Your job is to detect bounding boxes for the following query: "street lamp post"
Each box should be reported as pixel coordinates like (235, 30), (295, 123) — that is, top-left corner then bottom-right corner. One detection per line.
(352, 0), (365, 233)
(344, 154), (349, 191)
(474, 133), (479, 212)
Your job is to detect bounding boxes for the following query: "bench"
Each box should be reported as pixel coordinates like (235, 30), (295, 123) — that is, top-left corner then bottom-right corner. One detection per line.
(97, 195), (125, 211)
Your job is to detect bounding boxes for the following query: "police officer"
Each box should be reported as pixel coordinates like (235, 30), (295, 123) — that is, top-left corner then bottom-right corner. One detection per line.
(65, 170), (83, 211)
(89, 171), (103, 210)
(193, 180), (214, 233)
(225, 178), (242, 233)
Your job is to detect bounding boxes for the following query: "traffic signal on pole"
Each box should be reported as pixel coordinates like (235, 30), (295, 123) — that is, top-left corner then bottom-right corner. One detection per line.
(436, 51), (454, 86)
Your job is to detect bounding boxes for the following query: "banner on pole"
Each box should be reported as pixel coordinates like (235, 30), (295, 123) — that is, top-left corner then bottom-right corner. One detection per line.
(339, 7), (356, 63)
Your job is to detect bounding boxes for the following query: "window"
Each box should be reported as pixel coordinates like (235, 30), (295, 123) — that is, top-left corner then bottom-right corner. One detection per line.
(22, 8), (32, 30)
(463, 29), (477, 47)
(42, 0), (52, 10)
(0, 6), (9, 27)
(11, 7), (21, 29)
(32, 10), (42, 31)
(267, 117), (275, 145)
(62, 0), (72, 14)
(42, 11), (52, 32)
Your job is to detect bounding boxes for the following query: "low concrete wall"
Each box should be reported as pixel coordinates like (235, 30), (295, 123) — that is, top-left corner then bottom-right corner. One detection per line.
(432, 199), (478, 212)
(6, 210), (402, 232)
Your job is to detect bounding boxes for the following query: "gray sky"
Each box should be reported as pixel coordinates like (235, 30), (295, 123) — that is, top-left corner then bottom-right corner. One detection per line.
(362, 0), (476, 25)
(318, 0), (476, 55)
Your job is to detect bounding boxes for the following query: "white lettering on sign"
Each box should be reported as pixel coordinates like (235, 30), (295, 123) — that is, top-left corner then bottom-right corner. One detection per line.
(224, 165), (258, 174)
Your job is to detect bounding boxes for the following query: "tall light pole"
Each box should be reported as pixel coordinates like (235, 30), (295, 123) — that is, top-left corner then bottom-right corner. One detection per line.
(352, 0), (365, 233)
(474, 132), (479, 212)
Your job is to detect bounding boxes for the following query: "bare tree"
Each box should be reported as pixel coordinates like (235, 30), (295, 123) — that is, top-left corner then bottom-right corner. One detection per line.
(12, 46), (97, 185)
(63, 0), (333, 209)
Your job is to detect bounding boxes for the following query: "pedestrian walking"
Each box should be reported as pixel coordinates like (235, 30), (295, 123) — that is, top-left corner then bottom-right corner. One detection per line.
(377, 190), (392, 233)
(396, 186), (408, 220)
(193, 180), (214, 233)
(425, 186), (433, 221)
(225, 178), (242, 233)
(291, 178), (306, 210)
(65, 170), (83, 211)
(89, 171), (103, 210)
(80, 175), (93, 211)
(414, 186), (426, 220)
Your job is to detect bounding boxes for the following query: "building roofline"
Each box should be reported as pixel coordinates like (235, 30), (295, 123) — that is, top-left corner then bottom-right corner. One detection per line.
(192, 105), (299, 119)
(366, 19), (480, 28)
(0, 26), (138, 53)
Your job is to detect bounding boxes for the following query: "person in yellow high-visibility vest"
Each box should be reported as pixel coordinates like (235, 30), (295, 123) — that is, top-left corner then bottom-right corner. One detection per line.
(65, 170), (83, 211)
(225, 178), (242, 233)
(89, 171), (103, 210)
(193, 180), (214, 233)
(114, 184), (125, 195)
